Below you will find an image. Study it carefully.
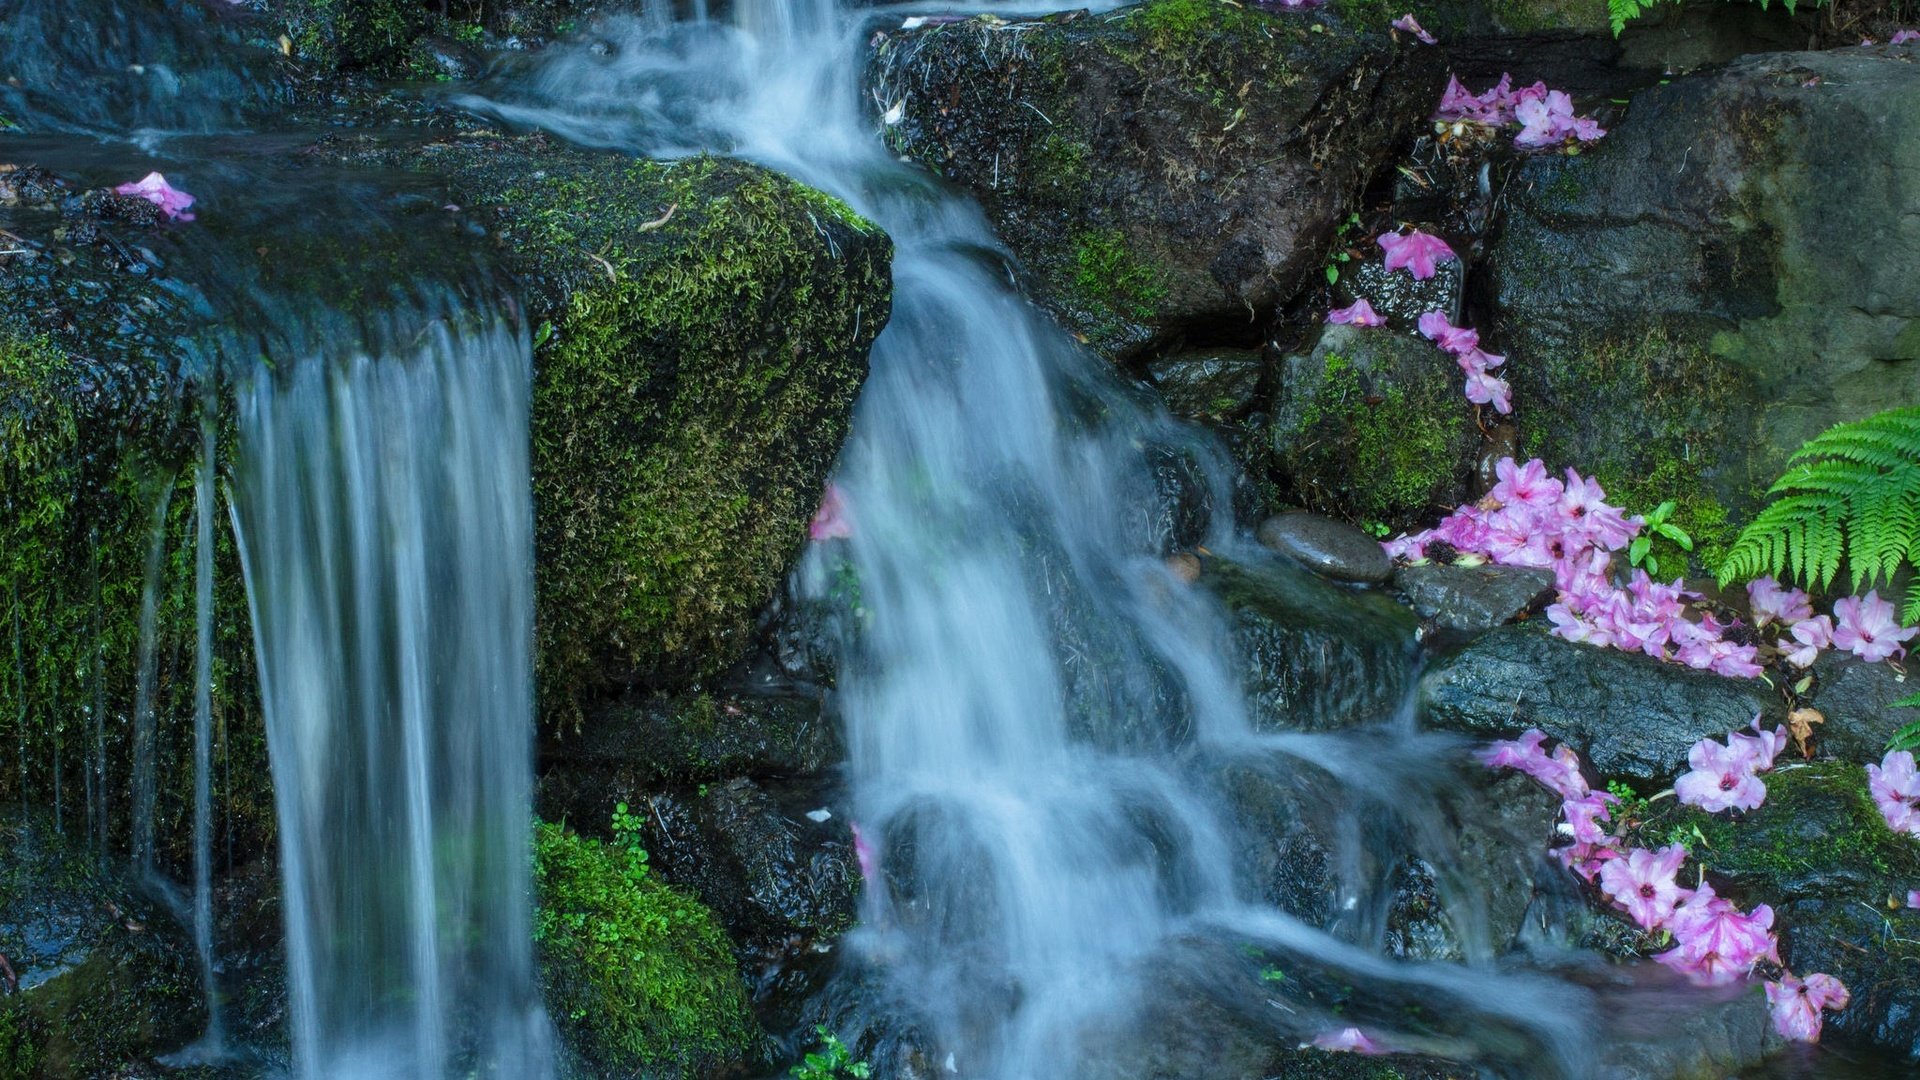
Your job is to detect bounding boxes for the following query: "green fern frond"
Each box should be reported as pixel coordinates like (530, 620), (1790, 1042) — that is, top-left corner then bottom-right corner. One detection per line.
(1720, 408), (1920, 603)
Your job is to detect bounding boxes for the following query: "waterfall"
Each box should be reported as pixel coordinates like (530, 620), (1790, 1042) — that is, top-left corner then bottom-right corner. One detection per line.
(130, 477), (176, 877)
(230, 308), (552, 1079)
(192, 389), (221, 1049)
(459, 1), (1622, 1075)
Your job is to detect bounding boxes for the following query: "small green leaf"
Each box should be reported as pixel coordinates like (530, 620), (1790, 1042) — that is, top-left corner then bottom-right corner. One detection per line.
(1324, 265), (1339, 284)
(1629, 536), (1651, 565)
(1652, 500), (1677, 522)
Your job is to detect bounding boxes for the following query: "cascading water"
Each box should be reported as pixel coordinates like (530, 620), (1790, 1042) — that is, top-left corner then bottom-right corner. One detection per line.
(229, 307), (552, 1079)
(459, 3), (1743, 1076)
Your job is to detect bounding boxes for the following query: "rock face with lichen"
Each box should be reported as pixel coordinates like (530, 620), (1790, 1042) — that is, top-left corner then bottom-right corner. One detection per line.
(866, 0), (1445, 362)
(1485, 47), (1920, 566)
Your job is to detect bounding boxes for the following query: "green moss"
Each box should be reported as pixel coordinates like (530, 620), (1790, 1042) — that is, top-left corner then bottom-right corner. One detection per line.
(1517, 326), (1758, 575)
(1484, 0), (1611, 32)
(1071, 227), (1167, 323)
(1682, 762), (1920, 890)
(533, 820), (759, 1076)
(1031, 134), (1093, 205)
(1126, 0), (1268, 49)
(1278, 342), (1472, 531)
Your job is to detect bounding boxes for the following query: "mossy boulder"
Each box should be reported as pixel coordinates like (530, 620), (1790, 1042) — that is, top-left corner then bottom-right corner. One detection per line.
(1484, 48), (1920, 570)
(1269, 323), (1482, 534)
(532, 819), (762, 1077)
(1670, 763), (1920, 1056)
(273, 134), (895, 715)
(866, 0), (1445, 362)
(0, 814), (205, 1077)
(263, 0), (604, 80)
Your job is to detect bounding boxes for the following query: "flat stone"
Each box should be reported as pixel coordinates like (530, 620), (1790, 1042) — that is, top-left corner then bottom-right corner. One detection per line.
(1394, 563), (1557, 632)
(1255, 511), (1392, 584)
(1806, 652), (1918, 765)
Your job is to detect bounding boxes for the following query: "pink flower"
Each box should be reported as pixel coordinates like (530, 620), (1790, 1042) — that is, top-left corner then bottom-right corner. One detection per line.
(1908, 890), (1920, 909)
(849, 820), (878, 880)
(1454, 347), (1506, 374)
(809, 483), (853, 541)
(1417, 310), (1480, 354)
(1597, 844), (1689, 930)
(1737, 719), (1789, 773)
(1767, 972), (1850, 1043)
(1561, 792), (1616, 844)
(113, 171), (196, 221)
(1391, 13), (1437, 44)
(1435, 73), (1516, 125)
(1554, 838), (1621, 881)
(1674, 736), (1769, 813)
(1658, 881), (1778, 986)
(1491, 457), (1563, 509)
(1868, 750), (1920, 835)
(1893, 29), (1920, 44)
(1556, 470), (1638, 551)
(1832, 591), (1917, 663)
(1377, 229), (1456, 280)
(1478, 729), (1590, 799)
(1513, 90), (1605, 147)
(1783, 614), (1834, 668)
(1747, 578), (1813, 628)
(1310, 1027), (1384, 1054)
(1464, 370), (1512, 414)
(1327, 299), (1386, 327)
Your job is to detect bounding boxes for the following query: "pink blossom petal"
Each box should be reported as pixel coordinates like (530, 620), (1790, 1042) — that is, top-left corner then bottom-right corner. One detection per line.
(1377, 229), (1457, 280)
(1391, 13), (1437, 44)
(1832, 591), (1918, 663)
(1597, 844), (1689, 931)
(1868, 750), (1920, 835)
(1893, 29), (1920, 44)
(1310, 1027), (1384, 1054)
(113, 171), (196, 221)
(849, 820), (879, 881)
(1768, 972), (1850, 1042)
(1327, 298), (1387, 327)
(809, 482), (853, 541)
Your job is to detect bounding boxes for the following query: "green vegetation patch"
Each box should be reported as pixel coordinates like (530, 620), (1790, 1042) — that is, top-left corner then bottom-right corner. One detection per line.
(533, 819), (760, 1076)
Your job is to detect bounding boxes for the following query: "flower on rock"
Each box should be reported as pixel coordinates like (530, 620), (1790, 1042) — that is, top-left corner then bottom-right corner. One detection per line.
(1377, 229), (1456, 280)
(1597, 844), (1688, 930)
(1491, 456), (1562, 509)
(1747, 578), (1813, 628)
(1657, 881), (1778, 986)
(809, 483), (853, 541)
(1893, 29), (1920, 44)
(1477, 728), (1590, 799)
(1391, 13), (1437, 44)
(1463, 370), (1512, 414)
(1418, 310), (1480, 354)
(1767, 972), (1850, 1042)
(849, 820), (878, 880)
(1327, 299), (1386, 327)
(1831, 591), (1917, 663)
(1783, 615), (1834, 668)
(1868, 750), (1920, 835)
(1674, 734), (1771, 813)
(1514, 90), (1606, 147)
(114, 171), (196, 221)
(1310, 1027), (1384, 1054)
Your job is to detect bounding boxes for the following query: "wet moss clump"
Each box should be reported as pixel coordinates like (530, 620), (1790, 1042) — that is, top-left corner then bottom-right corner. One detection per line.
(314, 136), (892, 715)
(533, 820), (760, 1077)
(1678, 762), (1920, 897)
(1270, 329), (1479, 534)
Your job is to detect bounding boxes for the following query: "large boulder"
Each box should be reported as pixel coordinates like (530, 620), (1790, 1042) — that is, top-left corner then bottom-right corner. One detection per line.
(1420, 625), (1785, 780)
(866, 0), (1446, 362)
(1484, 47), (1920, 567)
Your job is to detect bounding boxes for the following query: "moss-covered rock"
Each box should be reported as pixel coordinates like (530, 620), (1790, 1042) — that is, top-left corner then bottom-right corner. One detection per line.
(264, 0), (604, 80)
(0, 814), (206, 1076)
(1269, 324), (1482, 534)
(1485, 48), (1920, 573)
(867, 0), (1445, 362)
(1667, 763), (1920, 1056)
(532, 819), (761, 1077)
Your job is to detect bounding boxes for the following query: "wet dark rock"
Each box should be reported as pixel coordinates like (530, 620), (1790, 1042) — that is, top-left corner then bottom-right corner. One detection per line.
(0, 814), (205, 1076)
(1394, 562), (1557, 633)
(866, 0), (1447, 362)
(1205, 557), (1418, 732)
(1342, 248), (1464, 326)
(1805, 653), (1916, 766)
(1255, 510), (1392, 585)
(1145, 349), (1267, 424)
(543, 688), (841, 786)
(1266, 324), (1481, 534)
(1420, 625), (1785, 781)
(629, 777), (861, 954)
(1484, 49), (1920, 566)
(1672, 762), (1920, 1057)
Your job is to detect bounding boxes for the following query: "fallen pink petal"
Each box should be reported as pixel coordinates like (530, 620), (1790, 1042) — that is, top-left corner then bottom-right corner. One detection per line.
(1309, 1027), (1384, 1054)
(1326, 298), (1386, 327)
(1391, 13), (1437, 44)
(1377, 229), (1457, 280)
(114, 171), (197, 221)
(809, 482), (853, 541)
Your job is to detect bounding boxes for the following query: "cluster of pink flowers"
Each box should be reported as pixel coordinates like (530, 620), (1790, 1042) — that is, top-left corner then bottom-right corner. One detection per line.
(1418, 311), (1509, 414)
(1869, 750), (1920, 836)
(1434, 74), (1606, 148)
(1383, 457), (1764, 677)
(1748, 580), (1917, 667)
(114, 171), (196, 221)
(1673, 720), (1786, 813)
(1481, 730), (1850, 1041)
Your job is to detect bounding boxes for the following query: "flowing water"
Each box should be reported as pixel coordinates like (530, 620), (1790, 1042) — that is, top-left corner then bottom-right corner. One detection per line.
(455, 2), (1697, 1076)
(229, 309), (552, 1079)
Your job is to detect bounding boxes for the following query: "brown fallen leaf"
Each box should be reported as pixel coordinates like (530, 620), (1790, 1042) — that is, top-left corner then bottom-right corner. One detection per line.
(1788, 707), (1825, 758)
